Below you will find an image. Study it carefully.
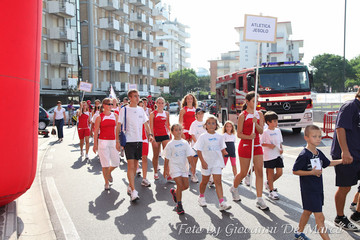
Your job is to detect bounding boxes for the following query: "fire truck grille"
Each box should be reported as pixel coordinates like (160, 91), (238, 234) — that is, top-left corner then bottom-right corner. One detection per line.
(261, 100), (310, 114)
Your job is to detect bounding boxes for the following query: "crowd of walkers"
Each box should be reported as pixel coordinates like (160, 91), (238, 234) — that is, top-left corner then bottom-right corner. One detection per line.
(53, 88), (360, 240)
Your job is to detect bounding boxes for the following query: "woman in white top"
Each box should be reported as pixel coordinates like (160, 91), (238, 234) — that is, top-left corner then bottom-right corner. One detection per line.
(53, 101), (66, 142)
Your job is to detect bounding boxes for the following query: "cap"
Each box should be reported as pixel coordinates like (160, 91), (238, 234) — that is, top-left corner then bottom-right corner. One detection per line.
(86, 100), (91, 104)
(147, 95), (152, 98)
(195, 108), (205, 113)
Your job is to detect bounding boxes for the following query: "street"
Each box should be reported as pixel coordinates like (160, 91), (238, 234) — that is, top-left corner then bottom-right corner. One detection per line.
(27, 113), (360, 240)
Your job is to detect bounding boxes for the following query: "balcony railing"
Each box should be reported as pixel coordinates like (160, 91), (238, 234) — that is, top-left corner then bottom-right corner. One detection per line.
(129, 30), (146, 41)
(152, 7), (168, 21)
(100, 61), (121, 71)
(118, 23), (129, 35)
(50, 53), (76, 66)
(99, 18), (120, 31)
(120, 43), (130, 53)
(114, 3), (129, 16)
(128, 0), (145, 6)
(100, 40), (120, 52)
(99, 0), (119, 11)
(153, 40), (168, 49)
(48, 1), (75, 18)
(153, 24), (168, 35)
(49, 27), (75, 42)
(139, 0), (153, 11)
(120, 63), (130, 73)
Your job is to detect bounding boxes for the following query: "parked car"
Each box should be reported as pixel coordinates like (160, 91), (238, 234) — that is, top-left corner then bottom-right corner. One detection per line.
(168, 102), (179, 113)
(39, 106), (50, 130)
(209, 102), (217, 115)
(47, 104), (80, 124)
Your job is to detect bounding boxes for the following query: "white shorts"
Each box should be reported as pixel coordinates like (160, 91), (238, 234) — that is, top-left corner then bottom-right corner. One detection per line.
(201, 167), (222, 176)
(171, 171), (189, 179)
(98, 139), (119, 167)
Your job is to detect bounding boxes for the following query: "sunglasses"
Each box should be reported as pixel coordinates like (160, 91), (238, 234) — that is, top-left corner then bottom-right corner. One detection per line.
(104, 103), (113, 106)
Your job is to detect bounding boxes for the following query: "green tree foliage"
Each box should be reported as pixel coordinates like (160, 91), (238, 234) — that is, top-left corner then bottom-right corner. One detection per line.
(197, 75), (210, 92)
(310, 53), (355, 92)
(346, 55), (360, 91)
(158, 68), (199, 96)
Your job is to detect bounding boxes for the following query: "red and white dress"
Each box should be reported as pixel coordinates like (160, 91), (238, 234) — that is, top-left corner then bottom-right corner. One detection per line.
(78, 111), (90, 139)
(153, 110), (169, 138)
(238, 110), (263, 158)
(182, 106), (196, 140)
(98, 112), (119, 167)
(142, 125), (149, 156)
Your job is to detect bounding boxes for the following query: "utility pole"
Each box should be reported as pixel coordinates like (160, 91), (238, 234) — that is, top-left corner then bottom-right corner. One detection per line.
(343, 0), (347, 92)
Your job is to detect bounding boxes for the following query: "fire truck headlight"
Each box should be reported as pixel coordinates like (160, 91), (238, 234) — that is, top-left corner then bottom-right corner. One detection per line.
(304, 112), (312, 119)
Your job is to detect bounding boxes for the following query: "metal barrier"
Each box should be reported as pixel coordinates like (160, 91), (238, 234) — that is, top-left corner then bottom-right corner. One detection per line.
(322, 111), (338, 139)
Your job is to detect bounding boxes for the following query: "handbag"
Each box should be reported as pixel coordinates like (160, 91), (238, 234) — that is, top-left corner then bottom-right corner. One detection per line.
(51, 127), (56, 135)
(119, 107), (127, 147)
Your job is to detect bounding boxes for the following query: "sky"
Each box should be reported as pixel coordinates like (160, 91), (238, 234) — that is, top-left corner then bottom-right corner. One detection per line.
(161, 0), (360, 71)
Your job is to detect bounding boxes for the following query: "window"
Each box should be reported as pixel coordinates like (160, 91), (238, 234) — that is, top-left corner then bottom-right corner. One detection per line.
(238, 76), (243, 90)
(247, 75), (255, 91)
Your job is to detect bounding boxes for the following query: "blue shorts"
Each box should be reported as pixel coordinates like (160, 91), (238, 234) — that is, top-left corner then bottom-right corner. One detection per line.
(301, 191), (323, 213)
(335, 160), (360, 187)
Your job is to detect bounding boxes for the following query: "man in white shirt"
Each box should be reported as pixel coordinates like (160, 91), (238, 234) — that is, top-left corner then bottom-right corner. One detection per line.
(117, 89), (153, 202)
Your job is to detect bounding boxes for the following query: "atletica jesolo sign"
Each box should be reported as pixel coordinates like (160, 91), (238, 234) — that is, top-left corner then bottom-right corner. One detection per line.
(244, 14), (277, 43)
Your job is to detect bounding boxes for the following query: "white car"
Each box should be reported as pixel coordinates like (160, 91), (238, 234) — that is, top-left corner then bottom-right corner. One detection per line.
(47, 104), (80, 124)
(168, 102), (179, 113)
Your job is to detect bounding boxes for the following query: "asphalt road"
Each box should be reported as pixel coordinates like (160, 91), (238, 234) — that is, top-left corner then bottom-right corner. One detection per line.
(36, 113), (360, 240)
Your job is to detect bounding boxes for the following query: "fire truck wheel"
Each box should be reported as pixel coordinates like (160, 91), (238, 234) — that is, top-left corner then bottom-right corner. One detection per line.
(292, 128), (302, 134)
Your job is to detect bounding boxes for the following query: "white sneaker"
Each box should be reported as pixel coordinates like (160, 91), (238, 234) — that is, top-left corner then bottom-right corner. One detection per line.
(131, 190), (139, 202)
(127, 186), (132, 196)
(136, 168), (141, 176)
(154, 173), (159, 180)
(230, 186), (241, 201)
(256, 198), (269, 210)
(264, 181), (270, 191)
(198, 197), (207, 207)
(85, 154), (89, 159)
(191, 174), (199, 183)
(350, 203), (357, 212)
(141, 178), (151, 187)
(269, 191), (279, 200)
(219, 201), (231, 211)
(245, 174), (250, 186)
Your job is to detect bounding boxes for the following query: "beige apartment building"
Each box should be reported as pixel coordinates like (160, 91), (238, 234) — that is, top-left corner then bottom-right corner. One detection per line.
(40, 0), (190, 107)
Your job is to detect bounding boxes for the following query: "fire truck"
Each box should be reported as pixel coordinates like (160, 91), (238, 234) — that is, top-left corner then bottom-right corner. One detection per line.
(216, 61), (313, 133)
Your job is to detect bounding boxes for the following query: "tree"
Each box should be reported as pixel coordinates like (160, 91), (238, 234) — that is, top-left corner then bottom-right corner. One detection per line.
(310, 53), (355, 92)
(197, 75), (210, 92)
(347, 55), (360, 91)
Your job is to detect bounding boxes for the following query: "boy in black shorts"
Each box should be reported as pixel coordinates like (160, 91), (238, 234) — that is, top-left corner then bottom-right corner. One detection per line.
(293, 125), (343, 240)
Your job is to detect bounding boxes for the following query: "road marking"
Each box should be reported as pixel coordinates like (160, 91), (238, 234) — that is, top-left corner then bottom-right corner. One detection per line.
(46, 163), (53, 169)
(46, 177), (80, 240)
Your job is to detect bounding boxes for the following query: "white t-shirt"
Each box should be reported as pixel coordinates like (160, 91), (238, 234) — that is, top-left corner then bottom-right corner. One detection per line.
(261, 128), (283, 161)
(223, 132), (236, 142)
(193, 132), (226, 168)
(54, 107), (65, 120)
(164, 139), (193, 175)
(189, 120), (206, 146)
(118, 106), (148, 142)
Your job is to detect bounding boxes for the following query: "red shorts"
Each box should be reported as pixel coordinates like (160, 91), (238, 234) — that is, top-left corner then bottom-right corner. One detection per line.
(78, 128), (90, 139)
(183, 132), (191, 141)
(142, 142), (149, 156)
(238, 141), (263, 158)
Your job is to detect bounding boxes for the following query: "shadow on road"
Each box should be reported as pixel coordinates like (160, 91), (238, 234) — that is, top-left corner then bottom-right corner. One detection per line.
(88, 189), (125, 220)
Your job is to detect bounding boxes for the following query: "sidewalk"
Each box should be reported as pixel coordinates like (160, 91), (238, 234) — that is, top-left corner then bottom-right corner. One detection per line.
(0, 202), (17, 240)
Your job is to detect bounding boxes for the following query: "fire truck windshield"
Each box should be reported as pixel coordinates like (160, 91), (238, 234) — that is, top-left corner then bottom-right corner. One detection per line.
(258, 70), (310, 93)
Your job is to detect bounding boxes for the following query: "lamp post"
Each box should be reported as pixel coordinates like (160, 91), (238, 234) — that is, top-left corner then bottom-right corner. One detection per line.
(343, 0), (347, 92)
(180, 46), (185, 97)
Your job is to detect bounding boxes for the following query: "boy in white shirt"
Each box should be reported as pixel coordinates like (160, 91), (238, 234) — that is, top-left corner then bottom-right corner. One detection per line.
(188, 108), (206, 183)
(261, 111), (284, 200)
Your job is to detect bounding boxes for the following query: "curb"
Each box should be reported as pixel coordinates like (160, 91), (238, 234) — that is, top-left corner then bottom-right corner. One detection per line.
(0, 201), (17, 240)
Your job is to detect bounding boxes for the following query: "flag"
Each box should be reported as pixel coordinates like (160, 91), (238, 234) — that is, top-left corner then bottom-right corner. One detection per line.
(109, 85), (116, 99)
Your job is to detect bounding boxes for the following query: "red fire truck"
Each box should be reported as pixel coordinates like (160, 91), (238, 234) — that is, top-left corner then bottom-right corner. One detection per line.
(216, 61), (313, 133)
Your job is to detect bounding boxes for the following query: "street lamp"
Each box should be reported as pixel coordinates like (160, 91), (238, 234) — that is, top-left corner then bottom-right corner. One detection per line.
(343, 0), (347, 91)
(180, 46), (185, 96)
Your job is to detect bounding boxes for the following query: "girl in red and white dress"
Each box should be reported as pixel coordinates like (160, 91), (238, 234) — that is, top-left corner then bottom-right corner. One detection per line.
(229, 91), (269, 210)
(77, 101), (91, 159)
(179, 94), (198, 142)
(93, 98), (119, 191)
(150, 97), (171, 180)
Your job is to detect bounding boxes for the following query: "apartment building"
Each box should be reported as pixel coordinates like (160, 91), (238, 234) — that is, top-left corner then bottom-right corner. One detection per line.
(236, 21), (304, 69)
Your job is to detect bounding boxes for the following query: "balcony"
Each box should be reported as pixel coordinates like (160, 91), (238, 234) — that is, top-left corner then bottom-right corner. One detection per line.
(100, 40), (120, 52)
(50, 78), (62, 89)
(138, 84), (148, 93)
(120, 43), (130, 53)
(153, 24), (168, 35)
(140, 49), (147, 58)
(118, 23), (129, 35)
(139, 0), (153, 11)
(99, 18), (120, 31)
(130, 48), (139, 57)
(149, 84), (161, 94)
(146, 34), (153, 43)
(152, 7), (168, 21)
(129, 13), (146, 25)
(147, 51), (154, 60)
(155, 70), (169, 79)
(114, 3), (129, 16)
(129, 30), (146, 41)
(99, 0), (119, 11)
(128, 0), (145, 7)
(154, 55), (168, 63)
(145, 16), (153, 27)
(50, 53), (76, 66)
(130, 66), (139, 75)
(148, 68), (154, 77)
(100, 61), (121, 71)
(48, 1), (75, 18)
(153, 39), (168, 50)
(49, 27), (75, 42)
(120, 63), (130, 73)
(101, 81), (110, 91)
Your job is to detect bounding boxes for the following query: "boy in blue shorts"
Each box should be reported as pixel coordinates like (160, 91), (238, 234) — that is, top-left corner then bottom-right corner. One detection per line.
(293, 125), (343, 240)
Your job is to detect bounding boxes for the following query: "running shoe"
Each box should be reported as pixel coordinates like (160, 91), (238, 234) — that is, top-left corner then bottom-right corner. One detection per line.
(269, 191), (279, 200)
(265, 180), (278, 192)
(170, 188), (177, 203)
(191, 174), (199, 183)
(136, 168), (141, 176)
(104, 184), (111, 191)
(219, 201), (231, 211)
(141, 178), (151, 187)
(85, 154), (89, 159)
(131, 190), (140, 202)
(229, 186), (241, 201)
(244, 174), (250, 186)
(256, 198), (270, 211)
(154, 173), (159, 180)
(176, 203), (185, 215)
(334, 215), (358, 231)
(350, 211), (360, 223)
(294, 232), (310, 240)
(198, 197), (207, 207)
(127, 186), (132, 196)
(350, 203), (357, 212)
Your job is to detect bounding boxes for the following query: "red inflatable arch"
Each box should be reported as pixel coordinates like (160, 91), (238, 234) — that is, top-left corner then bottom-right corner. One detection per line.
(0, 0), (42, 206)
